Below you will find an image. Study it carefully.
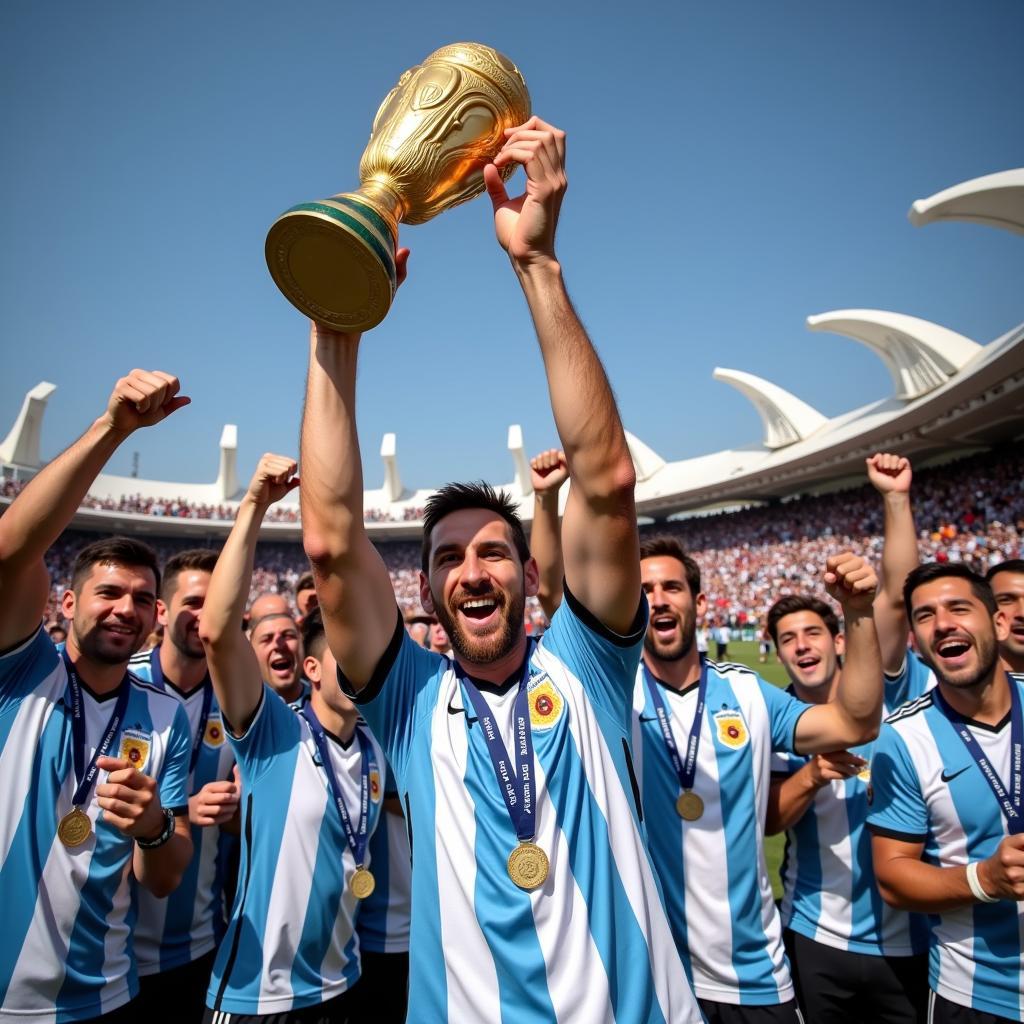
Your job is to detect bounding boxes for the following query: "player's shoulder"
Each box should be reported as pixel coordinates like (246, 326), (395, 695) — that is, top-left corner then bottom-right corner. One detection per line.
(706, 658), (764, 687)
(884, 689), (935, 727)
(128, 670), (185, 722)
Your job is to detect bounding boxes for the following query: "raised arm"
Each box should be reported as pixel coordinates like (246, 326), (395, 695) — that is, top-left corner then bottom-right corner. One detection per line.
(866, 453), (918, 675)
(793, 553), (884, 752)
(486, 119), (639, 633)
(299, 266), (407, 690)
(0, 371), (189, 650)
(199, 454), (298, 732)
(528, 448), (568, 620)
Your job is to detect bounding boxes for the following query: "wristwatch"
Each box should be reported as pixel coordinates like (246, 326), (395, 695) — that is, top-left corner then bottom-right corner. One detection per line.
(136, 807), (175, 849)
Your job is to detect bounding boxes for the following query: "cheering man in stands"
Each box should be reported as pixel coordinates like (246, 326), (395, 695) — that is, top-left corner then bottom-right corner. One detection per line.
(199, 454), (385, 1022)
(0, 370), (194, 1023)
(869, 564), (1024, 1023)
(300, 117), (701, 1022)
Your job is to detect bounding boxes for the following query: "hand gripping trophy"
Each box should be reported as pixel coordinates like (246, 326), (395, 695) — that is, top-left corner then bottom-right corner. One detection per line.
(265, 43), (530, 332)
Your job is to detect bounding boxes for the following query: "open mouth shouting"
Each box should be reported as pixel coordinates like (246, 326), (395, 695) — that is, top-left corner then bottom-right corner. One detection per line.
(934, 634), (973, 670)
(454, 592), (504, 633)
(268, 652), (295, 680)
(650, 614), (679, 644)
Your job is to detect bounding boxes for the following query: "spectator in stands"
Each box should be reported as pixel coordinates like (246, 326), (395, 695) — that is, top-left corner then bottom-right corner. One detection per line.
(295, 570), (318, 620)
(428, 618), (451, 656)
(46, 622), (67, 644)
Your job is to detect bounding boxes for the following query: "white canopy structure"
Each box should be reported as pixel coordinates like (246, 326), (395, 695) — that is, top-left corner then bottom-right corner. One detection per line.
(806, 310), (981, 400)
(0, 381), (56, 468)
(909, 168), (1024, 236)
(712, 368), (827, 449)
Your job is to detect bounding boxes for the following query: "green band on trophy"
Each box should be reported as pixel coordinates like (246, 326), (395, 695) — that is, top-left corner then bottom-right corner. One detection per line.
(285, 203), (397, 289)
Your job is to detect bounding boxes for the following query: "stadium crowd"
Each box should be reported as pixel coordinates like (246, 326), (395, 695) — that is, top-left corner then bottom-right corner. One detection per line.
(2, 122), (1022, 1024)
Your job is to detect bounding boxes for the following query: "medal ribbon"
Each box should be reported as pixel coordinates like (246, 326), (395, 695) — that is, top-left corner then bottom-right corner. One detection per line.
(300, 704), (374, 866)
(148, 648), (213, 774)
(458, 640), (538, 844)
(932, 672), (1023, 835)
(642, 657), (708, 794)
(62, 651), (131, 809)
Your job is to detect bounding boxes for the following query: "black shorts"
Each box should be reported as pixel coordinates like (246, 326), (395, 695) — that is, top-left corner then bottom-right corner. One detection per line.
(928, 990), (1020, 1024)
(698, 998), (803, 1023)
(345, 950), (409, 1023)
(203, 985), (354, 1024)
(785, 928), (927, 1024)
(138, 949), (217, 1024)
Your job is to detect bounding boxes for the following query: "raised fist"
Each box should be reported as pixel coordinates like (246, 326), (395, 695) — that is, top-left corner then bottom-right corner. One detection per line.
(824, 552), (878, 611)
(866, 453), (912, 496)
(103, 370), (190, 433)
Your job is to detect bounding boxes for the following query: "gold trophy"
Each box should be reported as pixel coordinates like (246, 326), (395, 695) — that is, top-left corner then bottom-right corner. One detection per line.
(266, 43), (530, 332)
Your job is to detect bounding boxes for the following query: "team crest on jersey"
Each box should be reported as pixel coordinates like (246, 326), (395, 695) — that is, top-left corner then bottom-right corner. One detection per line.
(119, 728), (151, 771)
(369, 768), (382, 803)
(527, 674), (564, 730)
(203, 714), (225, 748)
(857, 762), (871, 783)
(713, 710), (748, 750)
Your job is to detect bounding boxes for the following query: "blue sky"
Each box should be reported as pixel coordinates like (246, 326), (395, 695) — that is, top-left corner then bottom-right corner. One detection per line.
(2, 1), (1022, 493)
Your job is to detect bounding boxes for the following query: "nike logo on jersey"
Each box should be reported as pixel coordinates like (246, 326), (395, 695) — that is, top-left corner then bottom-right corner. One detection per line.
(446, 701), (478, 724)
(638, 714), (660, 723)
(940, 766), (970, 783)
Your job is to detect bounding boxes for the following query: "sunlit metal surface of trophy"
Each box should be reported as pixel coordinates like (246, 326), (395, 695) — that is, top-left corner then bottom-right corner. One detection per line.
(266, 42), (531, 332)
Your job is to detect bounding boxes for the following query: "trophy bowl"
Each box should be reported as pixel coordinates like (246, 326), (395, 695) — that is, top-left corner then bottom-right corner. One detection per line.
(266, 42), (530, 332)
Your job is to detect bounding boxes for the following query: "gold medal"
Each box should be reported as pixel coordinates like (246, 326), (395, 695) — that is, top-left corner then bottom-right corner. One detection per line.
(507, 841), (549, 890)
(58, 808), (92, 848)
(349, 867), (376, 900)
(676, 791), (704, 821)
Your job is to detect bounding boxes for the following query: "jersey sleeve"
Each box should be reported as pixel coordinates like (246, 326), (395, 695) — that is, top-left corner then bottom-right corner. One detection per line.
(538, 581), (647, 724)
(884, 649), (934, 709)
(158, 701), (193, 815)
(866, 722), (928, 842)
(0, 625), (55, 709)
(770, 749), (805, 777)
(228, 684), (302, 784)
(759, 678), (812, 754)
(338, 609), (446, 785)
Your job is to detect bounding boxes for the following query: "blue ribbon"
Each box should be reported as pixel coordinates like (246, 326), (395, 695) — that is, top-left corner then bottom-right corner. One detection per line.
(300, 703), (374, 867)
(62, 651), (131, 809)
(642, 657), (708, 794)
(458, 640), (538, 844)
(933, 672), (1023, 836)
(148, 647), (214, 775)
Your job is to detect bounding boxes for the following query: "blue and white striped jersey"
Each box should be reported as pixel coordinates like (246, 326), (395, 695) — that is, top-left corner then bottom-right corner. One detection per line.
(206, 686), (384, 1016)
(0, 627), (191, 1023)
(356, 762), (411, 955)
(772, 652), (934, 956)
(867, 674), (1024, 1020)
(631, 659), (808, 1006)
(348, 590), (701, 1024)
(129, 649), (236, 976)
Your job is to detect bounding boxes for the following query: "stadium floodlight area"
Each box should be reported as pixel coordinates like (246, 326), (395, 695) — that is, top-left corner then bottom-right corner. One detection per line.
(909, 168), (1024, 236)
(3, 168), (1023, 542)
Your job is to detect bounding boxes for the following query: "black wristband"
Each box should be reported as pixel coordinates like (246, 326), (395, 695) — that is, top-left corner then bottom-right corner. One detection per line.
(136, 807), (175, 849)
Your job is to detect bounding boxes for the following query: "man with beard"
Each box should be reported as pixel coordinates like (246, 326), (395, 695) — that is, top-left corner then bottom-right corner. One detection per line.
(869, 563), (1024, 1024)
(299, 118), (702, 1023)
(987, 559), (1024, 674)
(128, 549), (240, 1022)
(631, 536), (885, 1023)
(765, 594), (928, 1024)
(199, 454), (384, 1023)
(0, 369), (193, 1023)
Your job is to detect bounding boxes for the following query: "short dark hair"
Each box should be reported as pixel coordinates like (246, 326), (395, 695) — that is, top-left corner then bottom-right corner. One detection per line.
(295, 571), (315, 595)
(161, 548), (219, 601)
(766, 595), (840, 645)
(421, 481), (530, 573)
(71, 537), (161, 595)
(985, 559), (1024, 583)
(903, 562), (996, 618)
(639, 535), (702, 597)
(301, 607), (328, 661)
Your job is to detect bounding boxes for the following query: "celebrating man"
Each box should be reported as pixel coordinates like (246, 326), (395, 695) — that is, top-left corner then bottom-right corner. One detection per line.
(300, 118), (700, 1022)
(0, 370), (193, 1023)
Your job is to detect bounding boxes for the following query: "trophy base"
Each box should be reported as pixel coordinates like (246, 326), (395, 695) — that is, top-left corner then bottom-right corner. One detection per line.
(265, 198), (398, 332)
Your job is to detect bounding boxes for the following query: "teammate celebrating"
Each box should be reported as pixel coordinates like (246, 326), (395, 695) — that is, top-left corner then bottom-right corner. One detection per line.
(987, 559), (1024, 674)
(631, 536), (885, 1023)
(0, 370), (193, 1023)
(199, 454), (385, 1023)
(766, 594), (928, 1023)
(129, 549), (240, 1022)
(300, 118), (701, 1022)
(869, 563), (1024, 1023)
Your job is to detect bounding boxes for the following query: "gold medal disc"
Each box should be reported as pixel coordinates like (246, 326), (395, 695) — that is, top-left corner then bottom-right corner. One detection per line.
(58, 808), (92, 848)
(676, 791), (704, 821)
(507, 842), (550, 890)
(349, 867), (376, 900)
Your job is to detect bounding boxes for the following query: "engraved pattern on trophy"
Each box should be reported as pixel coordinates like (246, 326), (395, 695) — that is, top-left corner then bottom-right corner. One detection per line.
(265, 42), (530, 333)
